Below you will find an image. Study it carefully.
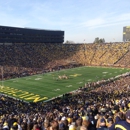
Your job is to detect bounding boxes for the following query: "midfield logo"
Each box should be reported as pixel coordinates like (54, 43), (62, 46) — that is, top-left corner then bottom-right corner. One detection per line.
(70, 74), (82, 77)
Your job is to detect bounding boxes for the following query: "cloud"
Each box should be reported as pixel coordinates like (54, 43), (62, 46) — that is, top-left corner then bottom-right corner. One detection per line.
(88, 21), (129, 29)
(75, 12), (130, 30)
(82, 18), (105, 27)
(116, 13), (130, 22)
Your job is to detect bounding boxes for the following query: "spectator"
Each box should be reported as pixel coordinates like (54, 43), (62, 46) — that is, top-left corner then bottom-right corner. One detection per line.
(109, 110), (130, 130)
(97, 118), (108, 130)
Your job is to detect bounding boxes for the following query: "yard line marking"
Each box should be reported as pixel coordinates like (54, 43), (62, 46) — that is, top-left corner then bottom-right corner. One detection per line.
(53, 88), (60, 91)
(26, 78), (31, 80)
(77, 82), (83, 84)
(35, 78), (42, 80)
(66, 85), (72, 87)
(37, 76), (42, 78)
(102, 72), (108, 74)
(70, 74), (82, 77)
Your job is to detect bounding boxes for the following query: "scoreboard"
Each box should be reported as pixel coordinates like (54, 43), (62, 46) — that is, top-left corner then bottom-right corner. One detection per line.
(123, 26), (130, 41)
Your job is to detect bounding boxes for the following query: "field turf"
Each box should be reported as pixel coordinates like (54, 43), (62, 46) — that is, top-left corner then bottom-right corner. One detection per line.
(0, 66), (129, 102)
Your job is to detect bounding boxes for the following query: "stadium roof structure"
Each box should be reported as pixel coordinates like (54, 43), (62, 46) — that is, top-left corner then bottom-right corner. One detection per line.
(24, 27), (62, 31)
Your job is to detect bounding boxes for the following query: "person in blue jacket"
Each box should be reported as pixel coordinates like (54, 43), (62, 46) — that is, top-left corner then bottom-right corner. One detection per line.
(109, 110), (130, 130)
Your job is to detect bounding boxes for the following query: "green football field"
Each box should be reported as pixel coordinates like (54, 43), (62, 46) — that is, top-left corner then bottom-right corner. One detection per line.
(0, 66), (129, 103)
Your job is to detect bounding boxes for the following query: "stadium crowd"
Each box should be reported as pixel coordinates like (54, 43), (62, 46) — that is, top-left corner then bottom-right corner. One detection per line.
(0, 43), (130, 129)
(0, 43), (80, 69)
(0, 43), (130, 69)
(71, 43), (130, 67)
(0, 43), (130, 80)
(0, 74), (130, 130)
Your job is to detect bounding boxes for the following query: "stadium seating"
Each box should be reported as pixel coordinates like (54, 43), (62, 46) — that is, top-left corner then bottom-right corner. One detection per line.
(0, 42), (130, 129)
(0, 42), (130, 79)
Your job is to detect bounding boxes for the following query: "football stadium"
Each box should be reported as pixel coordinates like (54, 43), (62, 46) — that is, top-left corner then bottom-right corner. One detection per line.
(0, 25), (130, 130)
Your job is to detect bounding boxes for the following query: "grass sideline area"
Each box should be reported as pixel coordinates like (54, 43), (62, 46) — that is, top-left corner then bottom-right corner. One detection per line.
(0, 66), (130, 103)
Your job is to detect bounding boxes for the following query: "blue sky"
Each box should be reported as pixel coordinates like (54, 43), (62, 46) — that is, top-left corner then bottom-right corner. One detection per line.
(0, 0), (130, 43)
